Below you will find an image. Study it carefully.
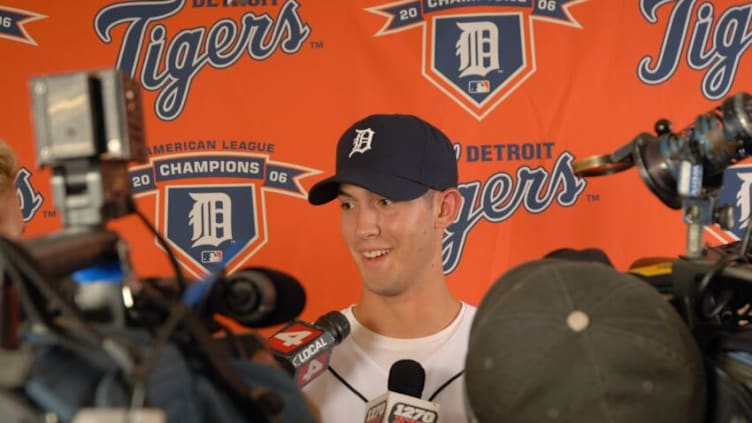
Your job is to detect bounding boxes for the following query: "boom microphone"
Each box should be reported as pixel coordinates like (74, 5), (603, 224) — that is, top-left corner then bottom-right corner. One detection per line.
(206, 267), (307, 328)
(363, 359), (440, 423)
(267, 311), (350, 387)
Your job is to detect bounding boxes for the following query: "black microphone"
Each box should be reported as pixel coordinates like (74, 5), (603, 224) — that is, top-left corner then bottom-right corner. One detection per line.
(207, 267), (306, 328)
(267, 311), (350, 387)
(364, 359), (440, 423)
(389, 359), (425, 397)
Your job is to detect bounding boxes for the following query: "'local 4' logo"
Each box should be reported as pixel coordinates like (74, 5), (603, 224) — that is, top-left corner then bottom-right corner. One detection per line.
(366, 0), (589, 120)
(269, 321), (332, 387)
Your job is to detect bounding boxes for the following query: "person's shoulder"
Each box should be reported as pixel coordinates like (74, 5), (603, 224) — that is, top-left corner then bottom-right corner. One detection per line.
(461, 301), (477, 311)
(453, 302), (476, 337)
(339, 305), (357, 327)
(461, 301), (477, 317)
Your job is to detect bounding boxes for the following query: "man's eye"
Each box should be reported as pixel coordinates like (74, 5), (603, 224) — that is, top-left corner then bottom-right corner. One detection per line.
(339, 202), (354, 210)
(378, 198), (393, 207)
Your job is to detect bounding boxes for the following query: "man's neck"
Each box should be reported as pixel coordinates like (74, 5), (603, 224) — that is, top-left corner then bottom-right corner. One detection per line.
(353, 282), (461, 338)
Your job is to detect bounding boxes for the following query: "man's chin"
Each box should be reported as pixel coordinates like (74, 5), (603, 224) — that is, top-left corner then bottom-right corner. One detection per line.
(362, 282), (404, 298)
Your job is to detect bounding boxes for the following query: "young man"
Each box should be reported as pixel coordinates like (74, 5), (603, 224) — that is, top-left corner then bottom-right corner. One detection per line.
(305, 114), (475, 422)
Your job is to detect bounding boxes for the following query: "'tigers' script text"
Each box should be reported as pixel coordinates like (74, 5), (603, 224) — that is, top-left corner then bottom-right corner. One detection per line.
(95, 0), (311, 121)
(443, 151), (586, 273)
(638, 0), (752, 99)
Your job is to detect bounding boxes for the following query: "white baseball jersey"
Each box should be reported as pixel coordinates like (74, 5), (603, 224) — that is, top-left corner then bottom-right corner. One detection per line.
(304, 302), (476, 423)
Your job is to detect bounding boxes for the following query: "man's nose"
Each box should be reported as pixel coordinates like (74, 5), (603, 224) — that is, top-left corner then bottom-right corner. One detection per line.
(355, 207), (380, 239)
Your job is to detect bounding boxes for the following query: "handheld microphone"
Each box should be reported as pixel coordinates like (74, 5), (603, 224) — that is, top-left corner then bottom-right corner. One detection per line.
(267, 310), (350, 387)
(364, 359), (440, 423)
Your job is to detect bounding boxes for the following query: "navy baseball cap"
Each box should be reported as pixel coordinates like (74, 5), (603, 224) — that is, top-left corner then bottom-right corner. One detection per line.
(307, 114), (458, 205)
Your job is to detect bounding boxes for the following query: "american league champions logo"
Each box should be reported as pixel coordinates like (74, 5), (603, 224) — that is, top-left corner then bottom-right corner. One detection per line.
(367, 0), (589, 120)
(129, 151), (319, 277)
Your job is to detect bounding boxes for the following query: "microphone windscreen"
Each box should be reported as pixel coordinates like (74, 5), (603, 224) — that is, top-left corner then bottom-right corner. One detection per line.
(388, 359), (425, 398)
(227, 267), (306, 327)
(313, 310), (350, 343)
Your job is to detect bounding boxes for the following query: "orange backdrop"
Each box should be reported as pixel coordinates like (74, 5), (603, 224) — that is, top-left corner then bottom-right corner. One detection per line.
(2, 0), (751, 326)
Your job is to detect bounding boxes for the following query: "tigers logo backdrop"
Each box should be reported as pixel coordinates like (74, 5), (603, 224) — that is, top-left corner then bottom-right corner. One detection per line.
(2, 0), (752, 322)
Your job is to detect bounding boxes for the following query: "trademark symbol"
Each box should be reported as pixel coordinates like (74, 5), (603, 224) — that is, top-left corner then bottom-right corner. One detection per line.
(586, 193), (600, 202)
(42, 209), (57, 218)
(310, 40), (324, 49)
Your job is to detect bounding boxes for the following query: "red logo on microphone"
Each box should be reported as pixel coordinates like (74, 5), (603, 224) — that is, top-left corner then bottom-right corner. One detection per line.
(268, 321), (323, 354)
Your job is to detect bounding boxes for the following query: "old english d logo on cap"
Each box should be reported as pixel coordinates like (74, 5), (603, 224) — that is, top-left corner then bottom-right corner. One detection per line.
(349, 128), (375, 158)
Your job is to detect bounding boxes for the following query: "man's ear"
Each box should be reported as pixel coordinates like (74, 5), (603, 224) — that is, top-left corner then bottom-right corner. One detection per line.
(435, 188), (461, 229)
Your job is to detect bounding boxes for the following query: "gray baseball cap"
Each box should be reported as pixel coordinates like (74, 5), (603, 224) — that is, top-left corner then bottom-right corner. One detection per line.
(466, 259), (706, 423)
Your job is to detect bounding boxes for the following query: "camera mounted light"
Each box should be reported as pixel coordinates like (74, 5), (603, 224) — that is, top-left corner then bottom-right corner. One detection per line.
(30, 69), (148, 228)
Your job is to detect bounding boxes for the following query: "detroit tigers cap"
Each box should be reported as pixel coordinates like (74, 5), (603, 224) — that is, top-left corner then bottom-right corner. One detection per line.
(307, 114), (458, 205)
(465, 259), (706, 423)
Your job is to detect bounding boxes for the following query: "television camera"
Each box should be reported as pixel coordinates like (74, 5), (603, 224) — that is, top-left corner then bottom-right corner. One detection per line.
(573, 91), (752, 421)
(0, 70), (315, 423)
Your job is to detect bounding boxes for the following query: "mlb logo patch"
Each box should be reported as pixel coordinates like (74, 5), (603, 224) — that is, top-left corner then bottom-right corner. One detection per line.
(201, 250), (223, 264)
(468, 80), (490, 94)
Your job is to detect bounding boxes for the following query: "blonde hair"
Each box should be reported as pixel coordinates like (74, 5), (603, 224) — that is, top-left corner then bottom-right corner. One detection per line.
(0, 139), (18, 192)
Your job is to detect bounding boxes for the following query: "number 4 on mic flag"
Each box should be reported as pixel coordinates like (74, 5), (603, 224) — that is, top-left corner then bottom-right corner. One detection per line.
(268, 321), (335, 387)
